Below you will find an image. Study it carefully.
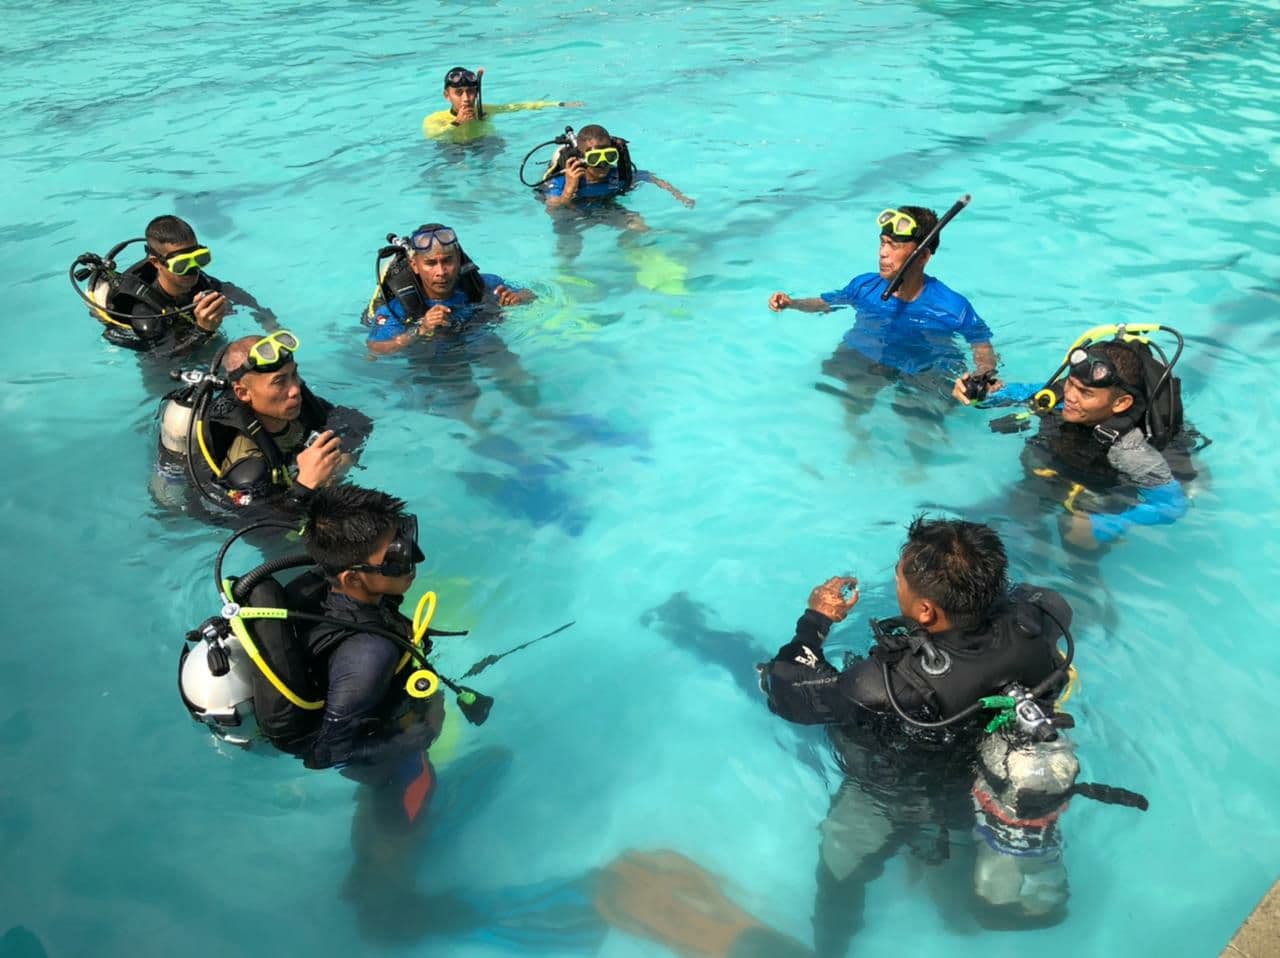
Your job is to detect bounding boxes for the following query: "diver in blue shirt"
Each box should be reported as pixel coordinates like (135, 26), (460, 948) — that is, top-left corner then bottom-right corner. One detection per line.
(953, 328), (1201, 549)
(363, 224), (539, 425)
(535, 123), (693, 262)
(769, 205), (996, 432)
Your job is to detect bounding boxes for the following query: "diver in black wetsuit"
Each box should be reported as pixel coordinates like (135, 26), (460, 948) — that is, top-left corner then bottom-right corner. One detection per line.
(760, 517), (1077, 953)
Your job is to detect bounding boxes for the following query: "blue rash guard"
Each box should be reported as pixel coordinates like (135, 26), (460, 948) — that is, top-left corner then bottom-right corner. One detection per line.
(820, 273), (992, 375)
(541, 168), (653, 200)
(985, 382), (1189, 543)
(367, 273), (515, 342)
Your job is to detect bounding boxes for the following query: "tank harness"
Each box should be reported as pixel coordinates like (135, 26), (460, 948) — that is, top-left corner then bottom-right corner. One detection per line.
(518, 125), (638, 192)
(70, 238), (214, 350)
(362, 232), (486, 325)
(178, 520), (490, 753)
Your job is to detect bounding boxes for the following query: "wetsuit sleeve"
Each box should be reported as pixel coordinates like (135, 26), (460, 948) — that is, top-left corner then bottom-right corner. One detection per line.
(632, 169), (654, 185)
(306, 632), (414, 769)
(219, 281), (279, 330)
(366, 299), (411, 343)
(982, 381), (1040, 406)
(486, 101), (563, 114)
(760, 610), (862, 724)
(480, 272), (520, 293)
(422, 110), (455, 137)
(542, 174), (567, 197)
(1090, 436), (1187, 542)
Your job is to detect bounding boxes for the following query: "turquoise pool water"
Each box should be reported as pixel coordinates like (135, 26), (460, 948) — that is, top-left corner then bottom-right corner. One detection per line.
(2, 0), (1278, 955)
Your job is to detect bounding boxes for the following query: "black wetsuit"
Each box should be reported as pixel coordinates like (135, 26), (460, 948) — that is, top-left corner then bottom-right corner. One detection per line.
(760, 586), (1070, 955)
(304, 591), (444, 779)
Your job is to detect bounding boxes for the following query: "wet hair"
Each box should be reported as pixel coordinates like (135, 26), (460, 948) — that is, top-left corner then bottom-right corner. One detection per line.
(576, 123), (612, 146)
(303, 484), (406, 574)
(899, 515), (1008, 629)
(145, 215), (197, 252)
(1098, 340), (1144, 395)
(412, 222), (485, 303)
(898, 205), (940, 253)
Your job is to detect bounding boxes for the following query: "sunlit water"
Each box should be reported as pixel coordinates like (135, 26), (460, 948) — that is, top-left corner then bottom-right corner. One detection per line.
(2, 1), (1278, 955)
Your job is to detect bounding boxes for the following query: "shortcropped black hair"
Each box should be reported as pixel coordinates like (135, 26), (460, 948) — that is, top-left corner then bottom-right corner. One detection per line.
(303, 484), (405, 574)
(576, 123), (612, 145)
(897, 205), (940, 253)
(1099, 341), (1144, 395)
(899, 515), (1008, 629)
(145, 215), (197, 252)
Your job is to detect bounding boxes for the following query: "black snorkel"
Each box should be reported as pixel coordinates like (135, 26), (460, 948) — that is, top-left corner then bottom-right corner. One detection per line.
(519, 126), (578, 188)
(880, 194), (971, 302)
(475, 66), (485, 120)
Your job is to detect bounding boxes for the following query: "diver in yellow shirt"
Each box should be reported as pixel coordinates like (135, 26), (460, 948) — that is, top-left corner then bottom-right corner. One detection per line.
(422, 67), (583, 143)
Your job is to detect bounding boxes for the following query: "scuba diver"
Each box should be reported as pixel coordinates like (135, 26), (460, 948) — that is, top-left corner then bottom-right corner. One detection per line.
(362, 223), (540, 426)
(522, 123), (694, 262)
(768, 199), (995, 459)
(153, 331), (372, 516)
(758, 516), (1147, 955)
(952, 323), (1207, 550)
(179, 484), (498, 932)
(422, 66), (584, 143)
(70, 215), (276, 364)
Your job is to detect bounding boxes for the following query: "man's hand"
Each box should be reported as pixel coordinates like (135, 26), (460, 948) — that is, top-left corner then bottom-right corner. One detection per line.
(295, 431), (343, 489)
(808, 576), (860, 623)
(952, 372), (1006, 405)
(192, 290), (229, 332)
(419, 305), (453, 333)
(768, 291), (793, 312)
(494, 285), (532, 306)
(455, 104), (477, 123)
(562, 156), (586, 192)
(1062, 513), (1100, 550)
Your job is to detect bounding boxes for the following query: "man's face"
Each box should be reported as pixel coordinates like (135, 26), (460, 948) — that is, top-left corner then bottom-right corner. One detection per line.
(232, 361), (303, 423)
(150, 240), (203, 293)
(578, 136), (614, 184)
(354, 527), (417, 597)
(877, 234), (923, 280)
(410, 246), (461, 299)
(444, 84), (478, 117)
(1061, 376), (1133, 425)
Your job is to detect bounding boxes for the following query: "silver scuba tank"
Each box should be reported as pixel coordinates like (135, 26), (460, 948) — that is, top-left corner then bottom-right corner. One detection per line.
(179, 630), (261, 749)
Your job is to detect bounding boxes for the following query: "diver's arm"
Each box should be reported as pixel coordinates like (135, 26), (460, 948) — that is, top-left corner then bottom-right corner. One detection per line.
(487, 100), (580, 114)
(648, 174), (695, 208)
(219, 282), (280, 331)
(768, 293), (832, 313)
(979, 380), (1039, 406)
(971, 341), (997, 374)
(1085, 480), (1187, 543)
(368, 329), (419, 355)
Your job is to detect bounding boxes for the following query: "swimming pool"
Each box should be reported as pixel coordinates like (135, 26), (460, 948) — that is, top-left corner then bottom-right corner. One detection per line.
(2, 0), (1278, 954)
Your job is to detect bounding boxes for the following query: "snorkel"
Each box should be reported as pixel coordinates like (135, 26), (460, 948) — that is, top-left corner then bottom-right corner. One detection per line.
(880, 194), (971, 301)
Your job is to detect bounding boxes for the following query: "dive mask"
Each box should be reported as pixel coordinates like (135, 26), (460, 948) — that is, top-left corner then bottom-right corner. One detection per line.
(444, 67), (479, 89)
(348, 514), (425, 578)
(877, 208), (919, 239)
(227, 330), (300, 381)
(1068, 346), (1132, 393)
(582, 147), (619, 168)
(409, 226), (459, 253)
(151, 244), (213, 276)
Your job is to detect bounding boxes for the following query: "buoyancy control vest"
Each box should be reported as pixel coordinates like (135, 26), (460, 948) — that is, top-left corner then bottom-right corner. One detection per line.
(362, 234), (486, 325)
(180, 565), (443, 754)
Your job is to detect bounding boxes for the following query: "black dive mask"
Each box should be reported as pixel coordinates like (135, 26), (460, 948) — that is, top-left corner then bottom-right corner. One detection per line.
(347, 514), (425, 578)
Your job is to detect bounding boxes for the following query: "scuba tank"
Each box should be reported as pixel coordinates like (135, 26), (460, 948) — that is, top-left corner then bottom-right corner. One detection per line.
(179, 616), (263, 749)
(367, 234), (427, 324)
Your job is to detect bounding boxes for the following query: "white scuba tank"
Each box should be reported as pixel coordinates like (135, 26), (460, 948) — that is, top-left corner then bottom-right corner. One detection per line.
(180, 634), (261, 749)
(159, 397), (195, 455)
